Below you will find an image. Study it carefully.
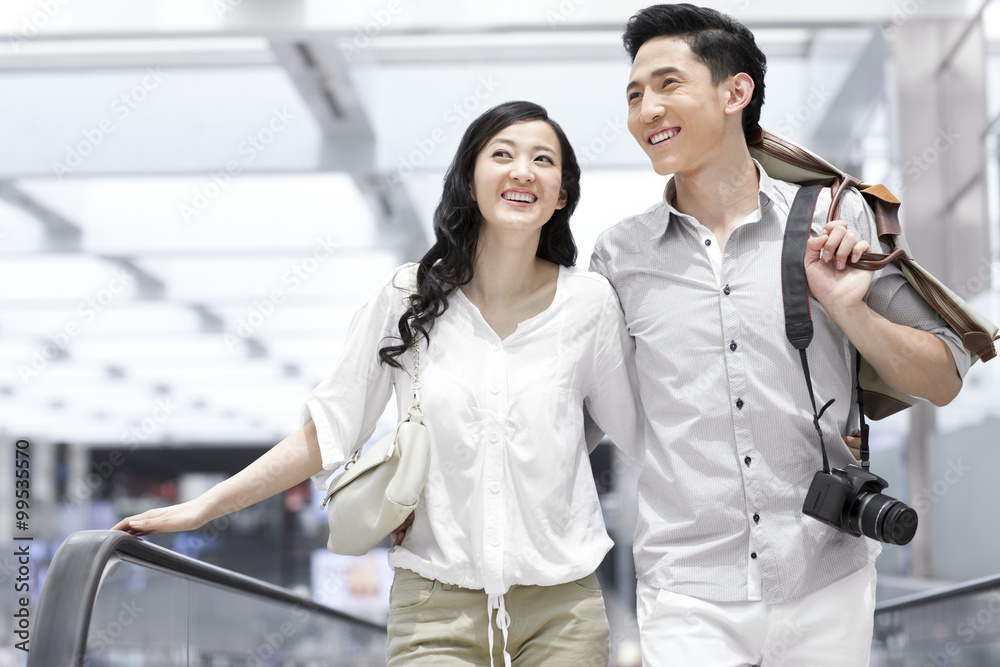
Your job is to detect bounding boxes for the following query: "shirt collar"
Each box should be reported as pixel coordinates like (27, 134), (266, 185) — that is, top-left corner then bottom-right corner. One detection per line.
(658, 158), (778, 231)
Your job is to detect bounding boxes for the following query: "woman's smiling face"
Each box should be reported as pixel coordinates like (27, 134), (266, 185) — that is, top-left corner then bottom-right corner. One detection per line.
(471, 119), (567, 238)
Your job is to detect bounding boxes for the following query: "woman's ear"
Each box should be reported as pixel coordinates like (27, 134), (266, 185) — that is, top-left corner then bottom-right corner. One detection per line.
(556, 188), (567, 210)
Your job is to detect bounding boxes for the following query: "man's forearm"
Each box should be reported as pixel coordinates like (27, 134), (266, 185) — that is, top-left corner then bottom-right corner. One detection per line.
(826, 301), (962, 406)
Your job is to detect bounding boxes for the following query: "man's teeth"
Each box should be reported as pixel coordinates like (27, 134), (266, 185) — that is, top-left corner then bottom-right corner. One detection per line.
(650, 129), (678, 145)
(502, 192), (537, 203)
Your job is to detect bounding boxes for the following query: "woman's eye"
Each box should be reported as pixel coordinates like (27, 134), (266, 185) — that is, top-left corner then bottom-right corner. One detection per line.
(536, 155), (554, 164)
(493, 149), (511, 158)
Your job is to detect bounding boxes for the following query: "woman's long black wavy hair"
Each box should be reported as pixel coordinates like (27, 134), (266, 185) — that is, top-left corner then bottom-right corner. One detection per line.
(378, 100), (582, 368)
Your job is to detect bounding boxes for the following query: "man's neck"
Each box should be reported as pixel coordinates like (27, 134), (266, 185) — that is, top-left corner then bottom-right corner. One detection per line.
(671, 146), (760, 241)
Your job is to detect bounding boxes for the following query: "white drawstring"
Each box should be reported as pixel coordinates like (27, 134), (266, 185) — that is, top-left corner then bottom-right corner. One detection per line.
(486, 593), (512, 667)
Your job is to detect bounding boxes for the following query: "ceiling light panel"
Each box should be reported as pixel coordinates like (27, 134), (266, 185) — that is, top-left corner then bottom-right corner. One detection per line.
(15, 174), (378, 254)
(0, 255), (139, 301)
(134, 251), (401, 301)
(0, 67), (322, 177)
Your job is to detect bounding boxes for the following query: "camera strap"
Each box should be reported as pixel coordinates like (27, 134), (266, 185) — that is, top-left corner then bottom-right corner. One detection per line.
(854, 351), (871, 469)
(782, 184), (836, 474)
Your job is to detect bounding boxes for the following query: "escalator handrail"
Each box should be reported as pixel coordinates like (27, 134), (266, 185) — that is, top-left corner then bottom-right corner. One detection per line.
(875, 571), (1000, 614)
(28, 530), (386, 667)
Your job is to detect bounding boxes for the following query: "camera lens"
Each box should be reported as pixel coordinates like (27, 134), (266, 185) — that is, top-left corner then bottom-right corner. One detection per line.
(852, 493), (918, 545)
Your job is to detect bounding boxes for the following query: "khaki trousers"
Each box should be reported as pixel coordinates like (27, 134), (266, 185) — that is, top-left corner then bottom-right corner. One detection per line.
(386, 568), (610, 667)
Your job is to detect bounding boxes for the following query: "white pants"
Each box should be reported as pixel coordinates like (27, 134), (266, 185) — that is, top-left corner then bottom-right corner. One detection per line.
(637, 563), (876, 666)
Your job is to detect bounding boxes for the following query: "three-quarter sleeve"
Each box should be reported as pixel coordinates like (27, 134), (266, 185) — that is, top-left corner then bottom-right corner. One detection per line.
(301, 265), (412, 490)
(584, 282), (645, 465)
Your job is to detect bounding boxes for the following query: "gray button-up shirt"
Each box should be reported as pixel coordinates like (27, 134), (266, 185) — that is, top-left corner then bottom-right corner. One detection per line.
(591, 164), (970, 604)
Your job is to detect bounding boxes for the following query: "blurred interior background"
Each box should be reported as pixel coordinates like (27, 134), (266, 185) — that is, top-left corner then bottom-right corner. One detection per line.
(1, 1), (999, 665)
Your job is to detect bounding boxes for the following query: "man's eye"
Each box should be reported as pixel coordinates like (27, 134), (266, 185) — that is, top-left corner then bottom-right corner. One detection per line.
(663, 78), (677, 87)
(628, 92), (642, 102)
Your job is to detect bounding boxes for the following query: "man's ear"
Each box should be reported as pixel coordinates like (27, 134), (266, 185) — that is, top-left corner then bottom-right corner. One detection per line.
(723, 72), (754, 117)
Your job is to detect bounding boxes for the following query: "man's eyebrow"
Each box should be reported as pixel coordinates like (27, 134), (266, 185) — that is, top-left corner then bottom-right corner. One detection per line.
(627, 66), (683, 92)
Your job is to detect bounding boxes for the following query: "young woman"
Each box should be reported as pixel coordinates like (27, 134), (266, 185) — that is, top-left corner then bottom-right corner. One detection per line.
(115, 101), (643, 667)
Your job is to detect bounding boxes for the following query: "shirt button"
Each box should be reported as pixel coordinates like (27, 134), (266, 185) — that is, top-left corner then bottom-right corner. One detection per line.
(490, 385), (500, 394)
(490, 483), (500, 494)
(736, 398), (744, 410)
(723, 284), (731, 295)
(705, 239), (712, 246)
(753, 513), (760, 524)
(750, 552), (758, 559)
(489, 432), (499, 443)
(492, 342), (501, 351)
(490, 536), (500, 547)
(744, 456), (752, 467)
(729, 340), (737, 352)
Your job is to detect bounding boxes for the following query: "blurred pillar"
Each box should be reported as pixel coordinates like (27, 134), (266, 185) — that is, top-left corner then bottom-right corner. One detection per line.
(889, 9), (989, 578)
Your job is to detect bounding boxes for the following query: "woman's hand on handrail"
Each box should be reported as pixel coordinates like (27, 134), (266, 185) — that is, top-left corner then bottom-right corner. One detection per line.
(112, 421), (324, 537)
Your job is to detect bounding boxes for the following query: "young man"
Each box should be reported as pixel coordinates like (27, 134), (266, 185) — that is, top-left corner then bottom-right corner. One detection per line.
(590, 4), (971, 665)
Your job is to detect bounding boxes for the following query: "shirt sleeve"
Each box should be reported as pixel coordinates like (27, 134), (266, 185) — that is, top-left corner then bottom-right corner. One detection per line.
(584, 281), (645, 466)
(301, 264), (412, 491)
(840, 188), (972, 380)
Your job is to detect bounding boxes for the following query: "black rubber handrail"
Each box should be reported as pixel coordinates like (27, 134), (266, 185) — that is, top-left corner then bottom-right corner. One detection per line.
(28, 530), (386, 667)
(875, 571), (1000, 614)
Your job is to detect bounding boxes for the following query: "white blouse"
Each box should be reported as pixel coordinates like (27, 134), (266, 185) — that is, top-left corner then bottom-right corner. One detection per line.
(303, 262), (643, 597)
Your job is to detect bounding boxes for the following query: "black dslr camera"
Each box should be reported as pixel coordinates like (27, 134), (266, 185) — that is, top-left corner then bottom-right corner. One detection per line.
(802, 464), (917, 545)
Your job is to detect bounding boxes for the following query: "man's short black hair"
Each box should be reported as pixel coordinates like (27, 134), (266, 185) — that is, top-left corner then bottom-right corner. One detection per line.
(623, 3), (766, 140)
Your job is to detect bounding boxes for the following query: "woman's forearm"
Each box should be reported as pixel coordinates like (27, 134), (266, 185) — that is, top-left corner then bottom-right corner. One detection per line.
(198, 420), (325, 523)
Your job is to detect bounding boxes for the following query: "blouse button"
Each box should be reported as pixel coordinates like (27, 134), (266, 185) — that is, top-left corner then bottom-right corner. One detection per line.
(490, 483), (500, 494)
(492, 342), (501, 351)
(490, 385), (500, 395)
(489, 432), (499, 443)
(490, 536), (500, 547)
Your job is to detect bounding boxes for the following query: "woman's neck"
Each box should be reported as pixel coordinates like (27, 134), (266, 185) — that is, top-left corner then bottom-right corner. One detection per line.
(463, 228), (554, 306)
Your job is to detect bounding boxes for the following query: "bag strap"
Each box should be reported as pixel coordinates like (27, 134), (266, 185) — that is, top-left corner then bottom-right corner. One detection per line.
(782, 184), (837, 473)
(407, 339), (423, 423)
(407, 266), (424, 424)
(751, 127), (998, 363)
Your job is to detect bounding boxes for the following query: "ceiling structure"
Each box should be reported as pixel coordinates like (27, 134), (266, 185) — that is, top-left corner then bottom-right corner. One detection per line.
(1, 0), (998, 446)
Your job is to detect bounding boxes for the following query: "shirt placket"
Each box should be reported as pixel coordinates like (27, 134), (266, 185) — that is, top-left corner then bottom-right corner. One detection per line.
(719, 233), (766, 593)
(482, 337), (508, 593)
